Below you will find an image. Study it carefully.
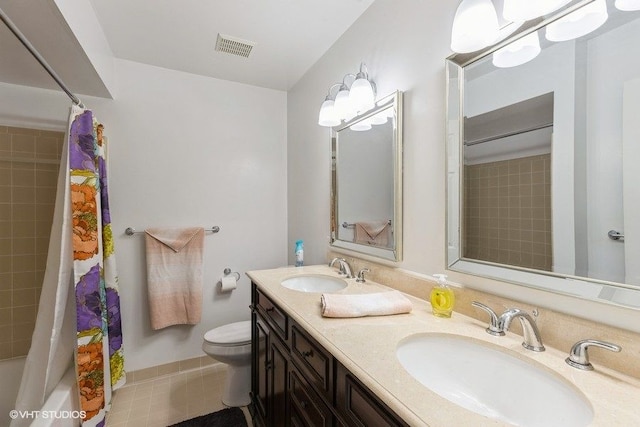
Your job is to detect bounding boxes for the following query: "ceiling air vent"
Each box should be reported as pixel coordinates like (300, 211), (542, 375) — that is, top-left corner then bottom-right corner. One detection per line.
(215, 34), (255, 58)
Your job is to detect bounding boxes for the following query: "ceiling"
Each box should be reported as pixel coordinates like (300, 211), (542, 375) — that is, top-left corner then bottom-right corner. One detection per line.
(0, 0), (111, 97)
(0, 0), (374, 99)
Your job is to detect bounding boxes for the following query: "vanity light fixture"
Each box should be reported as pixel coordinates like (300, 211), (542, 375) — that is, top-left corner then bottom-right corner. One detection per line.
(334, 81), (357, 122)
(349, 63), (376, 113)
(615, 0), (640, 10)
(318, 83), (342, 127)
(318, 63), (377, 128)
(450, 0), (500, 53)
(369, 110), (388, 125)
(349, 119), (373, 132)
(545, 0), (609, 42)
(503, 0), (572, 22)
(492, 31), (541, 68)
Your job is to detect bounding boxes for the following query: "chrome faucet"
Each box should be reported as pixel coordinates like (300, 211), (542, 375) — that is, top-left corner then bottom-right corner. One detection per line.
(500, 309), (545, 352)
(328, 257), (353, 278)
(565, 339), (621, 371)
(355, 268), (370, 283)
(472, 302), (545, 351)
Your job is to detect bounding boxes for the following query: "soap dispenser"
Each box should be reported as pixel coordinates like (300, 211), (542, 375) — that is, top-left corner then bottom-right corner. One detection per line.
(430, 274), (455, 318)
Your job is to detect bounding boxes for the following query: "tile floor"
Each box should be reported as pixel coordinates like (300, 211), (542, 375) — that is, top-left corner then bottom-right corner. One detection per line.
(105, 363), (252, 426)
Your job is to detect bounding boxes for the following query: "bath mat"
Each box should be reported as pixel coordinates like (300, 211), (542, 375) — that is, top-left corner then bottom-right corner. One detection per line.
(169, 407), (248, 427)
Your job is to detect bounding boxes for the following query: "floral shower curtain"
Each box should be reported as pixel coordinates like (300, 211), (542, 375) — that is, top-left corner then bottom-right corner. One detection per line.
(69, 107), (125, 426)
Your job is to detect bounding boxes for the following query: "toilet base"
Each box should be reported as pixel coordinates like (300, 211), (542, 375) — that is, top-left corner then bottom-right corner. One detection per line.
(222, 364), (251, 407)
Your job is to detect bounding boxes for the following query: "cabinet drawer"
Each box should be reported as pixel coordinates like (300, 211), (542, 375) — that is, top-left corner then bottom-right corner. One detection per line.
(291, 323), (333, 399)
(289, 364), (333, 427)
(336, 363), (408, 427)
(255, 287), (288, 342)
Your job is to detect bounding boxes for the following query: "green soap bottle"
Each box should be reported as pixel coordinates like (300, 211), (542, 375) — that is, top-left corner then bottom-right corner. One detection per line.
(430, 274), (455, 318)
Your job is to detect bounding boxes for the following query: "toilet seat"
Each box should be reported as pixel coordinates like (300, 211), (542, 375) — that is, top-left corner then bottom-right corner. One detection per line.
(204, 320), (251, 346)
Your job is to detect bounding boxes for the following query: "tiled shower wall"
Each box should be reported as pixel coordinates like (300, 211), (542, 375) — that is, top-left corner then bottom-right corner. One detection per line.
(0, 125), (63, 360)
(463, 154), (552, 271)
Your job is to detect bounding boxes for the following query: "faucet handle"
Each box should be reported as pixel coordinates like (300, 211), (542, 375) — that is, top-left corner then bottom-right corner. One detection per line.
(356, 268), (370, 283)
(565, 339), (622, 371)
(471, 301), (504, 336)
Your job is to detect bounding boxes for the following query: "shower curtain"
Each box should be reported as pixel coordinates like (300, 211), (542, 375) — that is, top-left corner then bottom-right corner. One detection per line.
(70, 107), (125, 425)
(12, 105), (125, 427)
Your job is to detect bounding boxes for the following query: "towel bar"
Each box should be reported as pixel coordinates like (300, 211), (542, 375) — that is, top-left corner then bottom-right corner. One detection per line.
(125, 226), (220, 236)
(342, 220), (391, 229)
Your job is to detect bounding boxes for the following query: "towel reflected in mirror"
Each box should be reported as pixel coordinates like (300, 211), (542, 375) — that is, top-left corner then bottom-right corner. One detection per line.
(354, 220), (391, 248)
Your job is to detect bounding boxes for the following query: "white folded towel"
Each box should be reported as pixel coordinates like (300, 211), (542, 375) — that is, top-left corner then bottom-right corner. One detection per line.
(321, 290), (413, 318)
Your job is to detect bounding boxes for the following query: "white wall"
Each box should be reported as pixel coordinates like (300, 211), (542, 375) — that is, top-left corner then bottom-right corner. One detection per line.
(287, 0), (640, 333)
(585, 18), (640, 283)
(288, 1), (451, 269)
(0, 58), (288, 371)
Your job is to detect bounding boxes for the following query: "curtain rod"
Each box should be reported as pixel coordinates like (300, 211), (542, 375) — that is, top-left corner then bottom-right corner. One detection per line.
(0, 6), (84, 108)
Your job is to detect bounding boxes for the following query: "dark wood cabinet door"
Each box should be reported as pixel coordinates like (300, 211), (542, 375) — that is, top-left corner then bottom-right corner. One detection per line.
(269, 335), (289, 427)
(252, 314), (269, 423)
(336, 363), (409, 427)
(289, 363), (333, 427)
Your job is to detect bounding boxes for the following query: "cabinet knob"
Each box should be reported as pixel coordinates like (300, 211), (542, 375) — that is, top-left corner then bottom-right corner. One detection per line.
(249, 304), (256, 312)
(266, 307), (275, 312)
(302, 350), (313, 358)
(265, 360), (272, 370)
(300, 400), (308, 409)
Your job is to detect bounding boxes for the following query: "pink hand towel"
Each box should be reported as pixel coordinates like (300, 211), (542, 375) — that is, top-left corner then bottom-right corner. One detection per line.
(321, 290), (412, 318)
(144, 227), (204, 330)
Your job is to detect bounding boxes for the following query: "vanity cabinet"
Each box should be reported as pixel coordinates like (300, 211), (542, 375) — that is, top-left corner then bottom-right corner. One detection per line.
(335, 362), (409, 427)
(251, 290), (289, 427)
(251, 283), (407, 427)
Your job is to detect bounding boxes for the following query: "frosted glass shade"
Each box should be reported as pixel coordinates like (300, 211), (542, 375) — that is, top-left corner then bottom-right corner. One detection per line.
(370, 111), (388, 125)
(492, 31), (541, 68)
(350, 119), (372, 131)
(503, 0), (572, 21)
(545, 0), (608, 42)
(450, 0), (500, 53)
(615, 0), (640, 11)
(334, 88), (354, 121)
(318, 99), (340, 127)
(349, 78), (375, 114)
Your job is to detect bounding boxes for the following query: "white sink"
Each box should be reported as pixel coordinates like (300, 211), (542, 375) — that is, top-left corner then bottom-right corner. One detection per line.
(281, 275), (347, 293)
(396, 334), (593, 427)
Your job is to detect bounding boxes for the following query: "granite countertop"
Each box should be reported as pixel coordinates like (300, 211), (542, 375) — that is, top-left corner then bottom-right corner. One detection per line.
(246, 265), (640, 427)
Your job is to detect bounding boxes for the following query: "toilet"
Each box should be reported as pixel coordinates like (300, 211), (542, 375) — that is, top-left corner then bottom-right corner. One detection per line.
(202, 320), (252, 407)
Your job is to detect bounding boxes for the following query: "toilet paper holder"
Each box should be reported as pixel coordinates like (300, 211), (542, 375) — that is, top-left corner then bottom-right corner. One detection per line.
(223, 268), (241, 281)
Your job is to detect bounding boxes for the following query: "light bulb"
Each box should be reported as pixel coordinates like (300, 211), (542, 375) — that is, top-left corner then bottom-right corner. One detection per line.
(492, 31), (541, 68)
(545, 0), (608, 42)
(450, 0), (500, 53)
(349, 77), (375, 114)
(350, 119), (372, 131)
(318, 99), (340, 127)
(615, 0), (640, 11)
(334, 87), (354, 121)
(503, 0), (572, 22)
(370, 111), (388, 125)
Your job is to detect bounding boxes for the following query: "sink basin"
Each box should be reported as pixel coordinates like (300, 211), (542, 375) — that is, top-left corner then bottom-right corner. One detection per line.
(281, 275), (347, 293)
(396, 334), (593, 427)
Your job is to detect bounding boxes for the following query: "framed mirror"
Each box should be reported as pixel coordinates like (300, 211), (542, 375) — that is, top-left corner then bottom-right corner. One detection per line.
(330, 91), (403, 261)
(447, 0), (640, 309)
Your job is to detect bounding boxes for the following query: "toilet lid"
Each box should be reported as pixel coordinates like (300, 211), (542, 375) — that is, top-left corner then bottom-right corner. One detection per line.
(204, 320), (251, 345)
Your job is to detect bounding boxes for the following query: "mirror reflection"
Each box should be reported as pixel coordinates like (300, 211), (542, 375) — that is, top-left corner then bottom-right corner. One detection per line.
(331, 91), (403, 261)
(447, 0), (640, 308)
